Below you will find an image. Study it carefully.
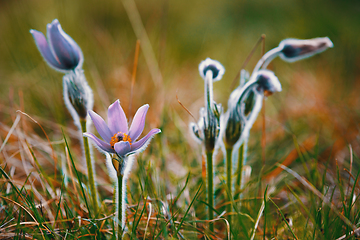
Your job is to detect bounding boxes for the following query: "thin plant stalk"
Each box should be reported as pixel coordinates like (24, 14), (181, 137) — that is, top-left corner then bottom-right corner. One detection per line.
(80, 119), (98, 214)
(206, 151), (214, 232)
(235, 143), (244, 200)
(225, 147), (233, 222)
(117, 173), (124, 240)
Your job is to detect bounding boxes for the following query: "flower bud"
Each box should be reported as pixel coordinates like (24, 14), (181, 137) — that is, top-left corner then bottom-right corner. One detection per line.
(278, 37), (333, 63)
(64, 75), (87, 119)
(255, 70), (282, 95)
(63, 70), (93, 120)
(198, 58), (225, 82)
(224, 109), (243, 148)
(203, 113), (220, 153)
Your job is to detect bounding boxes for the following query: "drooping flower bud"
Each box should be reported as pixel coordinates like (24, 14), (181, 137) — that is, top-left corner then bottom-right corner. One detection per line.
(198, 58), (225, 82)
(278, 37), (333, 63)
(255, 70), (282, 95)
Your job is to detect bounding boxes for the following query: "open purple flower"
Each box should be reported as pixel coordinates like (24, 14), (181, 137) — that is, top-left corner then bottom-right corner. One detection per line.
(84, 100), (161, 158)
(30, 19), (83, 72)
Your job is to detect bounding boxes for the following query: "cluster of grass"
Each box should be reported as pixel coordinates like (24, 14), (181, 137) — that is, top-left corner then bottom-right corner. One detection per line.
(1, 102), (360, 239)
(1, 0), (360, 239)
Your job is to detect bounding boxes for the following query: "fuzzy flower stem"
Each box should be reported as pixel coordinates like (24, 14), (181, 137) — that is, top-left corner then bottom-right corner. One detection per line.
(235, 143), (245, 200)
(204, 72), (214, 121)
(225, 147), (233, 224)
(250, 47), (281, 77)
(80, 119), (98, 214)
(206, 151), (214, 232)
(117, 172), (124, 240)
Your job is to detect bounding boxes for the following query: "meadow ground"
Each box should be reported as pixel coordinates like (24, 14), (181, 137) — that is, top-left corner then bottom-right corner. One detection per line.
(1, 0), (360, 239)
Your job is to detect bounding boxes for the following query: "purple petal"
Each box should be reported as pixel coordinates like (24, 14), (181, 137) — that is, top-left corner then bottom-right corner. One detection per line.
(88, 110), (113, 142)
(114, 141), (131, 157)
(30, 30), (64, 70)
(128, 104), (149, 141)
(107, 100), (128, 134)
(83, 132), (114, 153)
(130, 128), (161, 153)
(47, 19), (82, 70)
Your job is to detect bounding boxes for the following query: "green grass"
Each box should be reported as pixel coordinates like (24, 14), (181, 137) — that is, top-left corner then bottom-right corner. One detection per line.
(1, 0), (360, 239)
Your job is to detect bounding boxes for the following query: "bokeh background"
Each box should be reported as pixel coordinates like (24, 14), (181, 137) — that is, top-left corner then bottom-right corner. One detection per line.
(1, 0), (360, 199)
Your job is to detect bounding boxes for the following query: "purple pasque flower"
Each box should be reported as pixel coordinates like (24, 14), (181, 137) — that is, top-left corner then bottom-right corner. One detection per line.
(30, 19), (83, 72)
(84, 100), (161, 158)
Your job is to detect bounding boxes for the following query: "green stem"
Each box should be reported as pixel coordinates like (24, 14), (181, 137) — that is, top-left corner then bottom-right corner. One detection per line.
(226, 147), (233, 223)
(118, 173), (123, 240)
(206, 151), (214, 232)
(235, 143), (244, 200)
(80, 119), (98, 214)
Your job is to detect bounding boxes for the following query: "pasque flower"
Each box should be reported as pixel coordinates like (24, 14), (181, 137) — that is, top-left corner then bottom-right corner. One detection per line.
(30, 19), (99, 212)
(84, 100), (161, 158)
(30, 19), (83, 72)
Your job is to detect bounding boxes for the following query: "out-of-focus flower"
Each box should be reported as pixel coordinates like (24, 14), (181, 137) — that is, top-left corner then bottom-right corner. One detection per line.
(223, 70), (281, 148)
(84, 100), (161, 158)
(30, 19), (83, 72)
(193, 58), (224, 152)
(252, 37), (333, 73)
(278, 37), (333, 63)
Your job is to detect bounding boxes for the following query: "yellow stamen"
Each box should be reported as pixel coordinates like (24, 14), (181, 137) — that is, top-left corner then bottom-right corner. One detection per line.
(110, 132), (132, 149)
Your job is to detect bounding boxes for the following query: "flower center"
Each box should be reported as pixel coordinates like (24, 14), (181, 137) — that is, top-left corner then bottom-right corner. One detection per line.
(110, 132), (132, 149)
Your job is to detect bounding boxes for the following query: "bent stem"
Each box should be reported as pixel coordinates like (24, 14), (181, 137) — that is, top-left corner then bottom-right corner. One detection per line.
(80, 119), (98, 214)
(226, 147), (233, 223)
(206, 151), (214, 232)
(117, 173), (124, 240)
(235, 143), (244, 200)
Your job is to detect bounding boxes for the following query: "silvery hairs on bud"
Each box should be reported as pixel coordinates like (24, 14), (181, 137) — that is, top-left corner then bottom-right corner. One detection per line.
(278, 37), (333, 63)
(63, 69), (94, 129)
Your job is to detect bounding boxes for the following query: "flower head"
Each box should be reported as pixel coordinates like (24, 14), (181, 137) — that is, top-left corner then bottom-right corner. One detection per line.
(84, 100), (161, 158)
(30, 19), (83, 72)
(278, 37), (333, 63)
(198, 58), (225, 82)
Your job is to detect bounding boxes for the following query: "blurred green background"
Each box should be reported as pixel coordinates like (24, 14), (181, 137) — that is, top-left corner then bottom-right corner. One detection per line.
(1, 0), (360, 169)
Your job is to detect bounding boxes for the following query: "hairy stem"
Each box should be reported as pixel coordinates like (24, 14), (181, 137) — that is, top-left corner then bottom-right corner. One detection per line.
(226, 147), (233, 223)
(206, 151), (214, 232)
(235, 143), (244, 200)
(80, 119), (98, 214)
(117, 173), (123, 240)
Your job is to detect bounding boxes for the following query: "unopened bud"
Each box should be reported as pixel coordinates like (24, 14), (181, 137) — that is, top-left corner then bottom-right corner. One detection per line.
(224, 109), (243, 148)
(198, 58), (225, 82)
(279, 37), (333, 63)
(255, 70), (282, 94)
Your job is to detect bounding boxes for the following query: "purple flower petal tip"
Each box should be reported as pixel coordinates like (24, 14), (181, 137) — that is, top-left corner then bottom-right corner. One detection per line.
(108, 99), (128, 134)
(128, 104), (149, 141)
(83, 132), (114, 153)
(30, 19), (83, 72)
